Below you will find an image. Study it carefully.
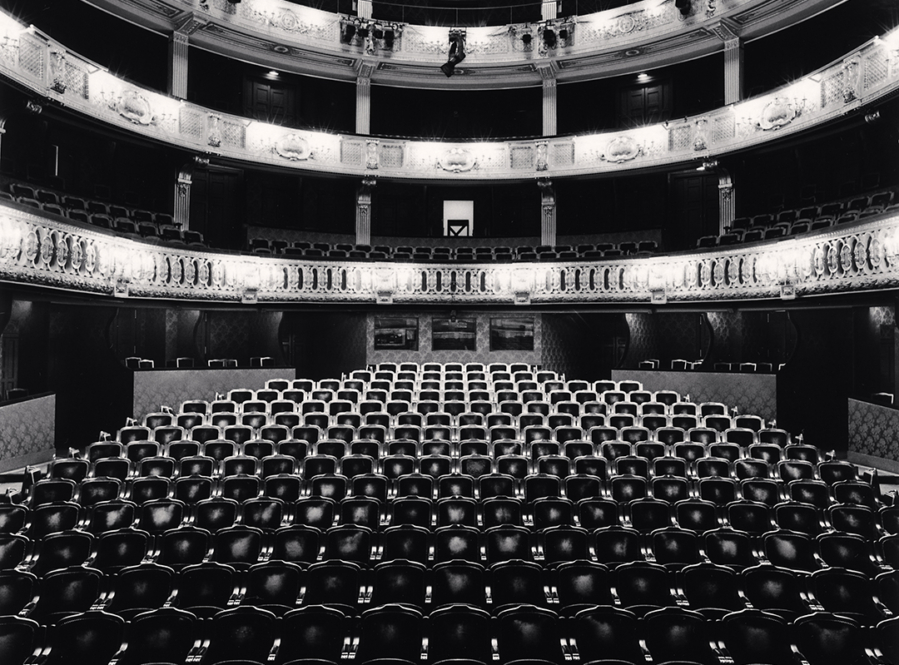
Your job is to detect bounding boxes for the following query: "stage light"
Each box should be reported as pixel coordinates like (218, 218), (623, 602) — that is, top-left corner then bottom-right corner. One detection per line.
(522, 33), (532, 45)
(543, 28), (557, 49)
(441, 32), (466, 78)
(675, 0), (691, 16)
(341, 22), (356, 44)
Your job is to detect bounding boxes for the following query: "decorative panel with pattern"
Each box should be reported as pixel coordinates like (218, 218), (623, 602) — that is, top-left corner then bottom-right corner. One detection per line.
(613, 369), (777, 421)
(132, 368), (296, 421)
(0, 394), (55, 472)
(848, 398), (899, 473)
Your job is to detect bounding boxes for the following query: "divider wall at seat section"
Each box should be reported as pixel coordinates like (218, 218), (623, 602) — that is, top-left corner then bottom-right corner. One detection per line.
(0, 9), (897, 179)
(612, 369), (776, 422)
(0, 393), (55, 472)
(4, 200), (899, 305)
(848, 398), (899, 474)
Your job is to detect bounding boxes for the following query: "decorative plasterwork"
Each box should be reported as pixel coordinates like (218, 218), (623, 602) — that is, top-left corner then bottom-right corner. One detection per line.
(4, 201), (899, 307)
(1, 13), (897, 181)
(80, 0), (843, 88)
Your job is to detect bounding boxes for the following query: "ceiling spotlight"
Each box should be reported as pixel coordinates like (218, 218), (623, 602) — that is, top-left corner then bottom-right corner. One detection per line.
(675, 0), (691, 16)
(637, 73), (649, 82)
(341, 22), (356, 43)
(522, 33), (532, 45)
(558, 28), (568, 40)
(543, 28), (557, 49)
(441, 32), (466, 78)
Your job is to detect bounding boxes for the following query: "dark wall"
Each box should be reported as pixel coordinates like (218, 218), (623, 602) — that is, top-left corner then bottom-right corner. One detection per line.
(777, 309), (853, 451)
(283, 310), (368, 379)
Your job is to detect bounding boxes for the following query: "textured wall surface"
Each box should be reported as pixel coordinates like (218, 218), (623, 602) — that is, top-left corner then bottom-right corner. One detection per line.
(541, 314), (590, 380)
(612, 369), (777, 422)
(366, 312), (542, 367)
(132, 368), (296, 420)
(0, 394), (55, 471)
(848, 398), (899, 473)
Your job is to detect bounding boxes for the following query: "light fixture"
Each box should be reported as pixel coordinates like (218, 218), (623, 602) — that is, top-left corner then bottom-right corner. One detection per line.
(637, 72), (649, 82)
(675, 0), (691, 16)
(441, 31), (466, 78)
(542, 28), (557, 49)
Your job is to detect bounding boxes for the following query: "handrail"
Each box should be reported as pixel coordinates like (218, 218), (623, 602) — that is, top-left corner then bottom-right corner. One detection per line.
(0, 9), (896, 181)
(3, 200), (898, 306)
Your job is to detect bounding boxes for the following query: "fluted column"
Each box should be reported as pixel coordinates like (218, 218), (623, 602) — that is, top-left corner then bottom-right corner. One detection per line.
(167, 30), (189, 99)
(358, 0), (373, 19)
(538, 64), (557, 137)
(542, 0), (557, 20)
(719, 170), (735, 233)
(538, 179), (556, 247)
(356, 76), (371, 135)
(174, 168), (192, 230)
(724, 37), (744, 105)
(356, 179), (374, 246)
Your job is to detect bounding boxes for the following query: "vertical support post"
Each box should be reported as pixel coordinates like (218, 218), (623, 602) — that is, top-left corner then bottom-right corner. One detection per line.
(167, 30), (190, 99)
(356, 76), (371, 135)
(537, 64), (557, 137)
(718, 170), (735, 234)
(358, 0), (373, 19)
(538, 179), (556, 247)
(724, 37), (744, 105)
(175, 167), (192, 230)
(0, 118), (7, 169)
(541, 0), (558, 20)
(356, 179), (375, 246)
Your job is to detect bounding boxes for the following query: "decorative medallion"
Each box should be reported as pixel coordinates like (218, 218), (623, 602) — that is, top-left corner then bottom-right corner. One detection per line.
(198, 260), (210, 286)
(366, 140), (379, 170)
(56, 235), (69, 268)
(24, 230), (39, 263)
(869, 236), (882, 269)
(853, 235), (867, 270)
(840, 240), (854, 273)
(40, 232), (55, 266)
(277, 10), (300, 32)
(70, 239), (83, 272)
(185, 259), (197, 285)
(288, 266), (299, 289)
(85, 243), (96, 273)
(700, 260), (712, 287)
(207, 115), (222, 148)
(601, 136), (642, 163)
(813, 246), (826, 277)
(118, 90), (153, 125)
(437, 148), (478, 173)
(827, 243), (840, 274)
(275, 134), (313, 161)
(212, 262), (224, 287)
(713, 259), (725, 286)
(727, 257), (739, 285)
(535, 141), (548, 172)
(740, 256), (753, 284)
(758, 98), (802, 131)
(171, 257), (183, 285)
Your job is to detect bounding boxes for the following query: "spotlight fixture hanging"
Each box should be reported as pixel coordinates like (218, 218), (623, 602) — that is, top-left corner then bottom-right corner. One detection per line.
(441, 30), (466, 78)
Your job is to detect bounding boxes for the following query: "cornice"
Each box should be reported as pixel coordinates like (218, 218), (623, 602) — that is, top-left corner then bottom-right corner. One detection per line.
(79, 0), (845, 89)
(3, 201), (899, 307)
(1, 10), (897, 182)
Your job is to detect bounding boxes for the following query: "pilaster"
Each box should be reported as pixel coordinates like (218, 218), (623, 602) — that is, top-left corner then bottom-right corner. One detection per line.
(538, 179), (556, 247)
(356, 178), (375, 246)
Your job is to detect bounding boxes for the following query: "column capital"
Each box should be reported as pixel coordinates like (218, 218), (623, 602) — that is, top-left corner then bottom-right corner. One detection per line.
(536, 62), (557, 82)
(174, 13), (206, 37)
(356, 60), (377, 81)
(710, 19), (740, 43)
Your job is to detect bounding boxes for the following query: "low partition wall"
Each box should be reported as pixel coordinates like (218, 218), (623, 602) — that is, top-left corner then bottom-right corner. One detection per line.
(612, 369), (776, 422)
(245, 227), (663, 249)
(132, 367), (296, 421)
(847, 398), (899, 473)
(0, 10), (896, 179)
(3, 200), (899, 306)
(0, 393), (56, 472)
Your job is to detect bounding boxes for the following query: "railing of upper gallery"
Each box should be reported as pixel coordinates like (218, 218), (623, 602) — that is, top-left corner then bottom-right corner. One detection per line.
(79, 0), (840, 85)
(0, 9), (897, 180)
(4, 200), (899, 305)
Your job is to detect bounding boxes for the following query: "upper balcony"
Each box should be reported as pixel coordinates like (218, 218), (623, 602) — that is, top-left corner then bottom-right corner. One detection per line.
(81, 0), (844, 89)
(0, 8), (896, 182)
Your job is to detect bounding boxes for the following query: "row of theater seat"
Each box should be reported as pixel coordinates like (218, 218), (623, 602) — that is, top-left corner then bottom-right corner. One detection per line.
(698, 189), (898, 248)
(2, 184), (207, 248)
(248, 238), (659, 261)
(3, 600), (896, 665)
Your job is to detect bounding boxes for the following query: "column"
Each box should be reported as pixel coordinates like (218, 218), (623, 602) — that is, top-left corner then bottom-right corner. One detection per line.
(356, 179), (375, 246)
(724, 37), (744, 105)
(718, 170), (735, 234)
(356, 76), (371, 135)
(167, 31), (189, 99)
(358, 0), (373, 19)
(538, 64), (557, 137)
(174, 167), (192, 230)
(542, 0), (557, 20)
(0, 118), (6, 168)
(543, 79), (557, 137)
(538, 179), (556, 247)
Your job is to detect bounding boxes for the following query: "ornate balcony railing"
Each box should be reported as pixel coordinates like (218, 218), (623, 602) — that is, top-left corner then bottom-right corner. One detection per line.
(0, 10), (897, 180)
(83, 0), (840, 87)
(3, 201), (899, 306)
